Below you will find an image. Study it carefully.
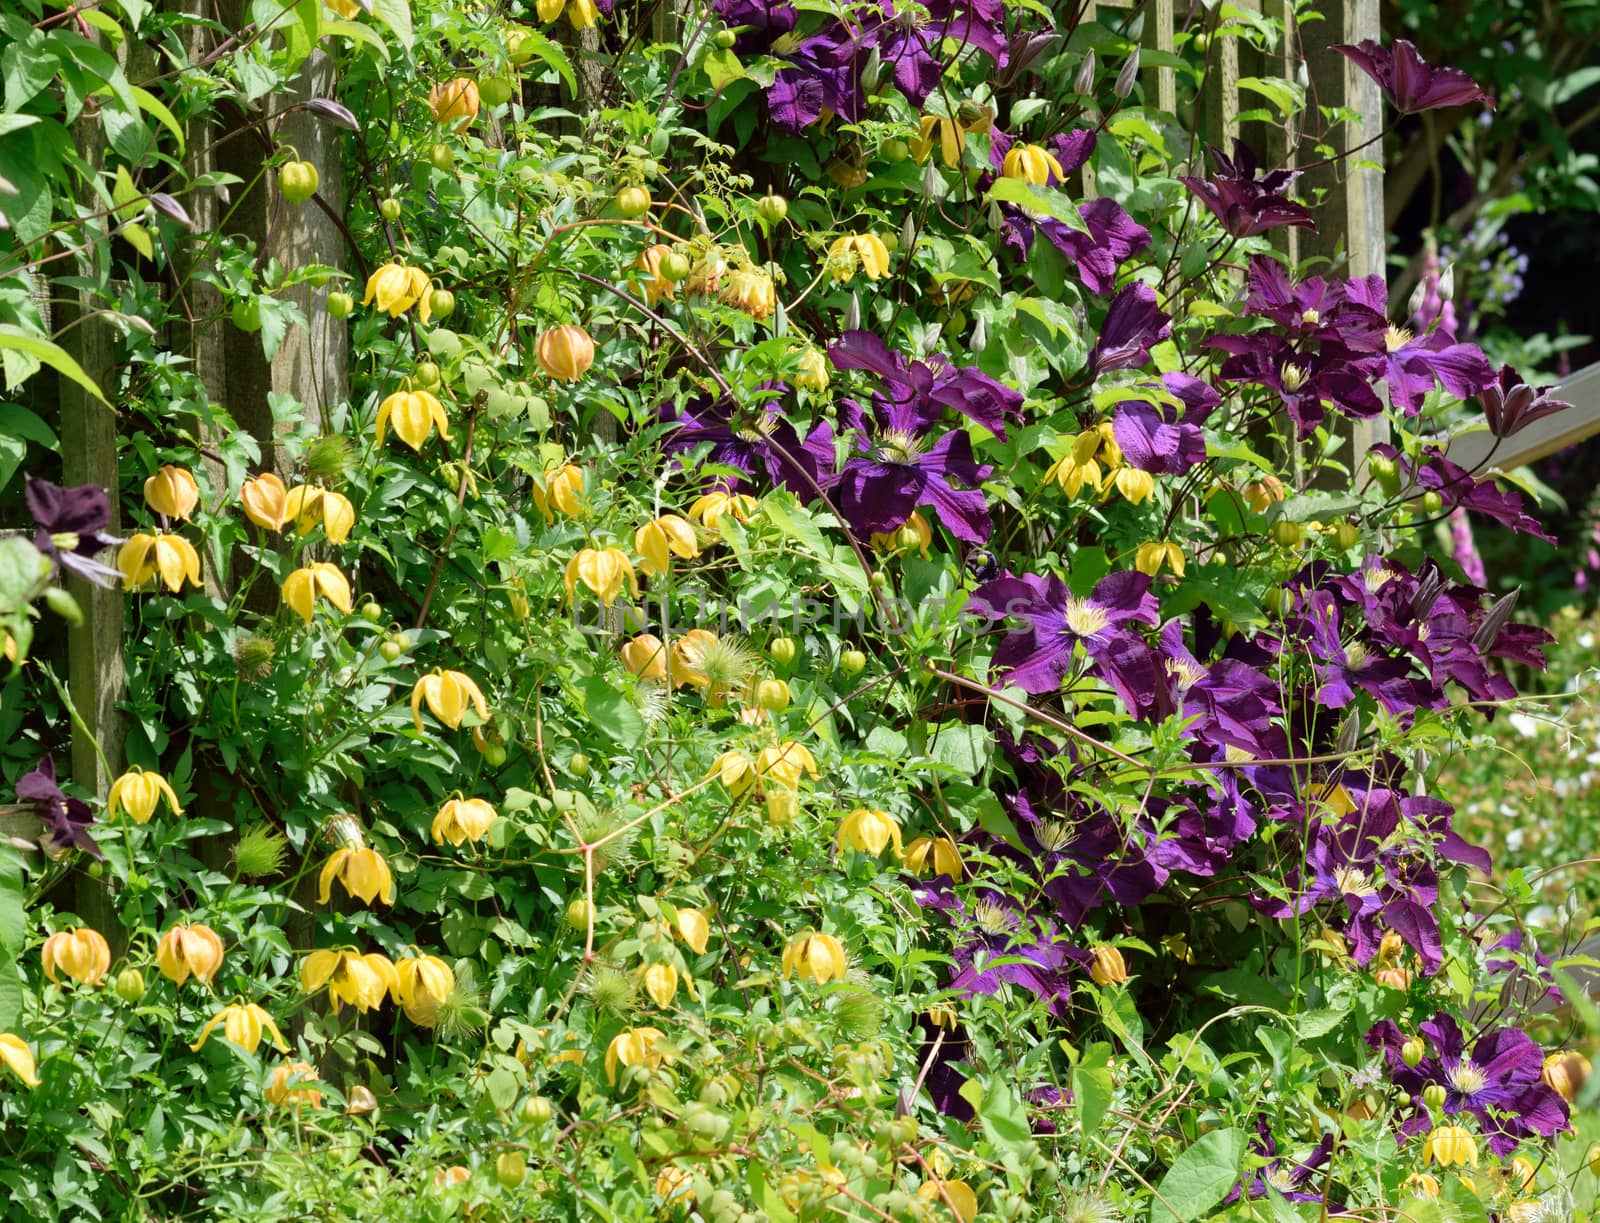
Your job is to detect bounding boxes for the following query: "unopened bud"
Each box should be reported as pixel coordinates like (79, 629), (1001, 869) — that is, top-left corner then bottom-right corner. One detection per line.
(843, 294), (860, 332)
(1407, 278), (1429, 322)
(114, 967), (147, 1003)
(1075, 50), (1097, 95)
(900, 213), (916, 254)
(1114, 48), (1140, 98)
(1421, 1083), (1447, 1110)
(921, 159), (945, 198)
(970, 313), (987, 352)
(1439, 263), (1455, 301)
(1401, 1037), (1426, 1067)
(860, 47), (882, 94)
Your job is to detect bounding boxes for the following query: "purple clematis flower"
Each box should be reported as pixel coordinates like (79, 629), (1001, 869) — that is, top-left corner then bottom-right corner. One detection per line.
(1089, 283), (1171, 374)
(14, 755), (103, 859)
(1001, 195), (1151, 298)
(1213, 338), (1384, 436)
(1479, 364), (1572, 438)
(829, 330), (1022, 438)
(660, 392), (834, 497)
(1178, 140), (1316, 237)
(968, 570), (1159, 708)
(1372, 443), (1554, 541)
(1334, 40), (1491, 114)
(1226, 1119), (1335, 1204)
(1111, 373), (1218, 474)
(25, 476), (122, 589)
(1368, 324), (1495, 415)
(1367, 1013), (1569, 1154)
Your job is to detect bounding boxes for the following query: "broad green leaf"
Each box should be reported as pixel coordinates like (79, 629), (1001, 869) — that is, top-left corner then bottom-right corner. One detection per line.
(0, 851), (23, 954)
(1149, 1127), (1246, 1223)
(578, 676), (645, 748)
(0, 325), (110, 404)
(985, 176), (1088, 230)
(121, 220), (153, 260)
(130, 85), (184, 151)
(0, 403), (56, 492)
(1237, 76), (1306, 119)
(1072, 1042), (1115, 1136)
(372, 0), (413, 49)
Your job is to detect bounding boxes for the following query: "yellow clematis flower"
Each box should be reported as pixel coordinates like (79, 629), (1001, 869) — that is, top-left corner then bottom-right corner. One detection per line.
(917, 1179), (980, 1223)
(1542, 1051), (1590, 1102)
(395, 952), (455, 1026)
(536, 0), (598, 27)
(283, 485), (356, 544)
(362, 262), (432, 322)
(755, 741), (818, 791)
(688, 490), (757, 530)
(721, 264), (777, 321)
(412, 668), (490, 733)
(1401, 1172), (1441, 1200)
(144, 465), (199, 520)
(673, 908), (710, 955)
(265, 1060), (323, 1109)
(635, 515), (700, 577)
(375, 389), (452, 451)
(836, 807), (902, 857)
(1001, 142), (1065, 185)
(156, 923), (225, 987)
(826, 233), (891, 283)
(605, 1026), (665, 1083)
(1421, 1124), (1478, 1168)
(634, 244), (677, 305)
(794, 345), (830, 392)
(191, 1002), (288, 1055)
(107, 767), (183, 823)
(782, 930), (847, 984)
(642, 963), (678, 1008)
(240, 472), (289, 531)
(1088, 944), (1129, 986)
(535, 324), (596, 381)
(427, 77), (479, 128)
(710, 750), (757, 796)
(431, 797), (497, 846)
(301, 948), (400, 1014)
(281, 562), (354, 623)
(0, 1033), (40, 1087)
(318, 846), (394, 907)
(668, 628), (719, 689)
(904, 836), (964, 879)
(565, 547), (638, 605)
(1108, 466), (1154, 505)
(531, 461), (586, 522)
(117, 532), (201, 592)
(1134, 540), (1185, 578)
(41, 926), (111, 987)
(620, 633), (668, 682)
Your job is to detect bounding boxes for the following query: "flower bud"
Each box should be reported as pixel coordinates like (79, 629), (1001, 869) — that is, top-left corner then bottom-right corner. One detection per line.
(1075, 50), (1097, 94)
(1401, 1037), (1426, 1067)
(769, 636), (797, 666)
(114, 967), (147, 1003)
(1114, 48), (1140, 98)
(145, 466), (200, 520)
(756, 678), (790, 712)
(1088, 944), (1128, 986)
(840, 649), (866, 676)
(519, 1094), (554, 1125)
(496, 1151), (526, 1187)
(1421, 1083), (1447, 1111)
(535, 324), (596, 382)
(1541, 1051), (1590, 1102)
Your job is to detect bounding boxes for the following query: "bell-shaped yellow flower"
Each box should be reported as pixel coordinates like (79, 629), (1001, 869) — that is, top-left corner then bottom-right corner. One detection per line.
(1402, 1173), (1441, 1200)
(375, 389), (452, 452)
(318, 846), (395, 906)
(766, 787), (799, 827)
(117, 532), (201, 592)
(0, 1033), (40, 1087)
(283, 485), (356, 545)
(1047, 430), (1104, 498)
(635, 515), (700, 577)
(605, 1026), (665, 1083)
(1542, 1051), (1590, 1102)
(412, 668), (490, 733)
(1421, 1124), (1479, 1168)
(794, 345), (830, 392)
(710, 750), (757, 796)
(635, 244), (677, 305)
(301, 948), (400, 1014)
(536, 0), (598, 28)
(782, 930), (848, 984)
(1001, 142), (1065, 185)
(144, 465), (199, 520)
(917, 1179), (980, 1223)
(395, 952), (455, 1026)
(265, 1060), (323, 1109)
(642, 963), (678, 1008)
(107, 766), (183, 824)
(827, 233), (891, 283)
(1108, 466), (1154, 505)
(673, 908), (710, 955)
(621, 633), (668, 682)
(721, 264), (776, 321)
(1088, 944), (1129, 986)
(362, 262), (433, 322)
(565, 547), (638, 606)
(41, 926), (111, 986)
(688, 490), (757, 530)
(836, 808), (902, 857)
(668, 628), (719, 689)
(756, 741), (819, 791)
(431, 797), (497, 846)
(910, 114), (978, 168)
(531, 461), (586, 522)
(535, 324), (596, 381)
(282, 562), (354, 623)
(904, 836), (964, 879)
(427, 77), (479, 127)
(241, 472), (289, 531)
(1134, 540), (1185, 578)
(156, 922), (225, 987)
(191, 1001), (288, 1055)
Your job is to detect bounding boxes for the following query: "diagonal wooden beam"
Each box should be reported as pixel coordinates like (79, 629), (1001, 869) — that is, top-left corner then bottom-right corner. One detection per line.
(1443, 361), (1600, 474)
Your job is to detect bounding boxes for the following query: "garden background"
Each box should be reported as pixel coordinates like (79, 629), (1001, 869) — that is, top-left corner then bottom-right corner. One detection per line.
(3, 0), (1600, 1218)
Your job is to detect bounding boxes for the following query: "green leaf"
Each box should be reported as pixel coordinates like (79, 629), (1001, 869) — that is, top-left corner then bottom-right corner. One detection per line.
(704, 47), (747, 90)
(0, 851), (23, 955)
(926, 722), (991, 776)
(1149, 1127), (1247, 1223)
(504, 26), (572, 95)
(130, 85), (183, 152)
(0, 403), (57, 492)
(0, 963), (21, 1035)
(1072, 1042), (1115, 1136)
(121, 220), (153, 260)
(372, 0), (413, 49)
(578, 677), (644, 748)
(486, 1065), (519, 1111)
(0, 324), (111, 404)
(0, 535), (51, 616)
(985, 177), (1088, 230)
(1236, 76), (1306, 119)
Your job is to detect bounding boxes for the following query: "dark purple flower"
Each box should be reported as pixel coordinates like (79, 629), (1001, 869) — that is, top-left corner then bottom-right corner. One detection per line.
(1226, 1119), (1334, 1204)
(712, 0), (797, 53)
(24, 476), (121, 589)
(1111, 374), (1218, 474)
(968, 570), (1159, 708)
(1367, 1013), (1569, 1154)
(1089, 283), (1171, 374)
(1373, 325), (1495, 415)
(830, 330), (1022, 438)
(1334, 40), (1491, 114)
(1004, 196), (1152, 297)
(14, 755), (103, 859)
(1372, 443), (1553, 541)
(1177, 140), (1316, 238)
(1479, 364), (1572, 438)
(1213, 339), (1384, 436)
(660, 392), (834, 497)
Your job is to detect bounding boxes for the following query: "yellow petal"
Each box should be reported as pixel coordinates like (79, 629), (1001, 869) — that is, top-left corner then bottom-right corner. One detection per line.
(0, 1033), (40, 1087)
